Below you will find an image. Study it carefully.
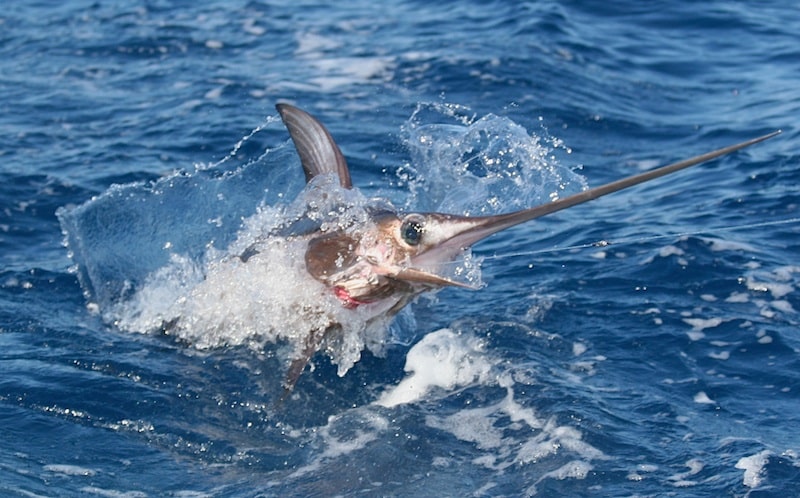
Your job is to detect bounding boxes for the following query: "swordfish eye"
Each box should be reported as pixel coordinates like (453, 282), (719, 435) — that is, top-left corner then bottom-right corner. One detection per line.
(399, 215), (425, 246)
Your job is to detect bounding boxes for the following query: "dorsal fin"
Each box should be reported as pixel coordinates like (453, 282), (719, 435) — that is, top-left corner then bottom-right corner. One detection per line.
(276, 103), (352, 189)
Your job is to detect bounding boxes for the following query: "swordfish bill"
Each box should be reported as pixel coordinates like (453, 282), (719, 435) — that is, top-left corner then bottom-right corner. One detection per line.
(411, 129), (783, 267)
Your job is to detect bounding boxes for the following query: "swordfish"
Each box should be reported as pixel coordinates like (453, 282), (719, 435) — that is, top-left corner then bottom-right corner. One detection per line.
(270, 103), (779, 395)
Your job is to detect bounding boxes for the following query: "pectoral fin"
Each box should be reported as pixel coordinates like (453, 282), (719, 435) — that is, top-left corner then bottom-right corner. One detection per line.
(280, 324), (340, 401)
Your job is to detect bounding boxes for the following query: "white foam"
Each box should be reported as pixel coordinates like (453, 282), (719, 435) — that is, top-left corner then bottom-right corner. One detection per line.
(525, 459), (594, 494)
(375, 329), (491, 407)
(369, 326), (608, 485)
(683, 317), (724, 341)
(709, 350), (730, 360)
(426, 403), (506, 452)
(78, 487), (147, 498)
(735, 450), (770, 488)
(43, 464), (96, 477)
(659, 245), (685, 257)
(294, 32), (342, 55)
(773, 265), (800, 281)
(771, 300), (795, 313)
(542, 460), (593, 480)
(683, 317), (723, 331)
(725, 292), (750, 303)
(204, 86), (223, 100)
(746, 276), (793, 299)
(424, 382), (607, 474)
(693, 391), (715, 404)
(285, 408), (391, 481)
(311, 57), (394, 82)
(667, 458), (704, 487)
(294, 30), (395, 90)
(317, 412), (388, 460)
(287, 322), (605, 493)
(759, 307), (776, 319)
(686, 330), (705, 341)
(632, 158), (661, 170)
(242, 19), (265, 36)
(703, 237), (757, 253)
(758, 336), (773, 344)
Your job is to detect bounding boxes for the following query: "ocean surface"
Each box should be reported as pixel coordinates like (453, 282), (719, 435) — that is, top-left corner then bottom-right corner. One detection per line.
(2, 1), (799, 496)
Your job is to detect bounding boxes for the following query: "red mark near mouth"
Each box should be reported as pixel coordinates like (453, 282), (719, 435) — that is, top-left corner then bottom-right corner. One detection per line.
(334, 286), (367, 309)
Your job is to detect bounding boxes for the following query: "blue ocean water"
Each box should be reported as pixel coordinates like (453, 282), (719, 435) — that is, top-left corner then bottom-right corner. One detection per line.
(2, 0), (799, 496)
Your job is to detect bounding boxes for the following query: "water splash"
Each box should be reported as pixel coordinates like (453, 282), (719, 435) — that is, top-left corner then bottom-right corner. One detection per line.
(57, 104), (583, 379)
(398, 101), (586, 215)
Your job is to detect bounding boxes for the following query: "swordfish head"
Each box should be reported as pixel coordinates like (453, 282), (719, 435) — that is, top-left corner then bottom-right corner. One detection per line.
(276, 103), (780, 312)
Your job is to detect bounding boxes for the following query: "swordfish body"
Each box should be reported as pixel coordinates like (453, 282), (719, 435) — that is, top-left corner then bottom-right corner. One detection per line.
(272, 102), (779, 395)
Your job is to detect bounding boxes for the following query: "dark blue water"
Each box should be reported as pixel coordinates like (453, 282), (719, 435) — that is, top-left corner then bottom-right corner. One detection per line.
(2, 1), (799, 496)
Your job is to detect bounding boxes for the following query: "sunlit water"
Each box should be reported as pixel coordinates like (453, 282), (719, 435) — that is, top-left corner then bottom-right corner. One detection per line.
(2, 1), (799, 496)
